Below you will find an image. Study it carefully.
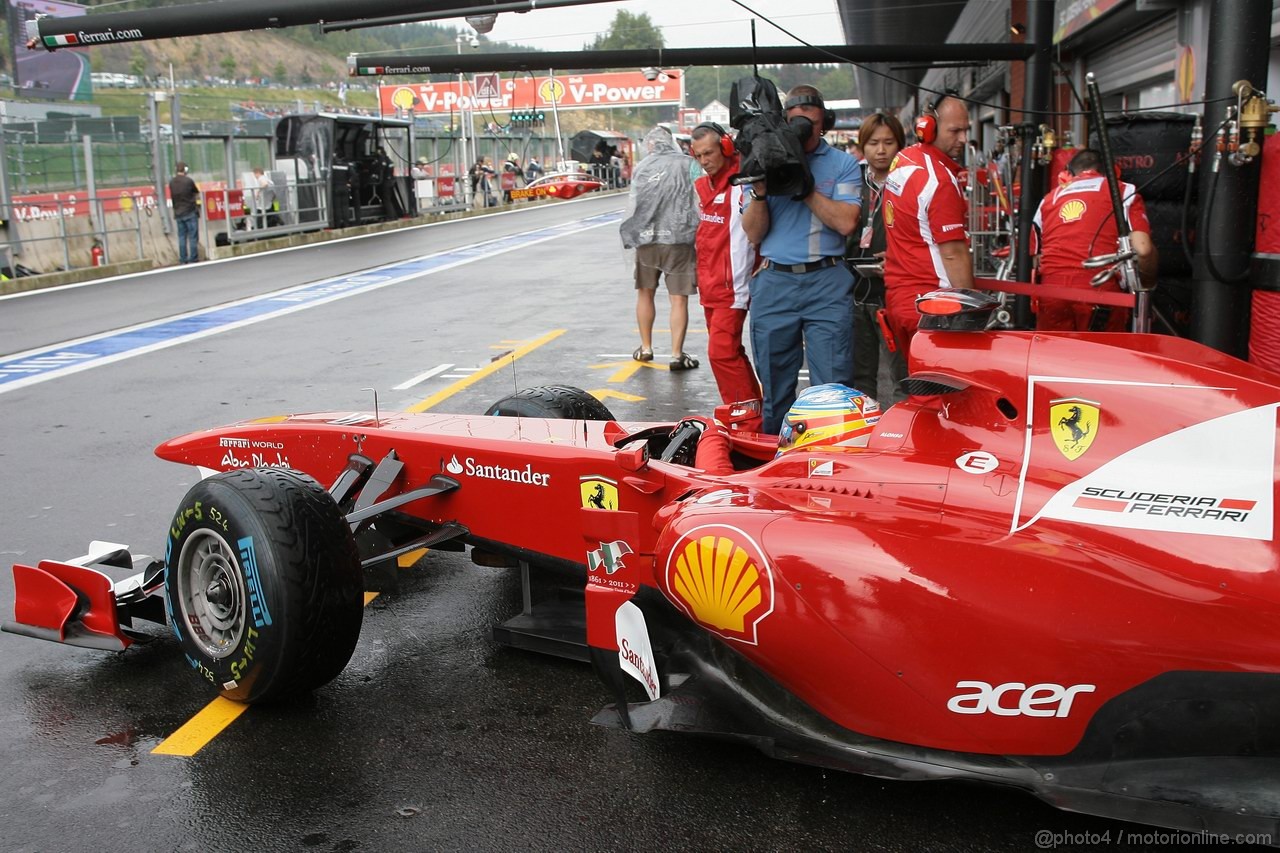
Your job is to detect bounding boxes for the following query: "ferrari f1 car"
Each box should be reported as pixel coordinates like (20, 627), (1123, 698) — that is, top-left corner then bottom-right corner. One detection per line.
(508, 170), (604, 201)
(7, 291), (1280, 838)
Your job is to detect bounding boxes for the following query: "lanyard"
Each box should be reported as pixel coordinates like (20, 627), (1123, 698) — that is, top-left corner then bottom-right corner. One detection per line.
(865, 178), (885, 229)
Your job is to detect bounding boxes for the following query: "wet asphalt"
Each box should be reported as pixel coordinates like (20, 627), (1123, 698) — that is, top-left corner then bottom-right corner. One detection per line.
(0, 195), (1268, 852)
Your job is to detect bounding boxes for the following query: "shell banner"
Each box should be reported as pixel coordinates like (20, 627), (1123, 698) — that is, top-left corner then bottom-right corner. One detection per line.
(378, 71), (681, 115)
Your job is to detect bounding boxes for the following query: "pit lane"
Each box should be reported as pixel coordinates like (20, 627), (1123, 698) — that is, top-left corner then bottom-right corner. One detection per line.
(0, 197), (1266, 852)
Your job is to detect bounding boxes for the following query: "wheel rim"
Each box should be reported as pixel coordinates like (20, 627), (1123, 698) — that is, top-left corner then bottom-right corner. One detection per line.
(175, 529), (247, 659)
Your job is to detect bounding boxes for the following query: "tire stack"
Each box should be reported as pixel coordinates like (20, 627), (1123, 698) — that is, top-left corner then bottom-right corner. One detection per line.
(1091, 112), (1198, 335)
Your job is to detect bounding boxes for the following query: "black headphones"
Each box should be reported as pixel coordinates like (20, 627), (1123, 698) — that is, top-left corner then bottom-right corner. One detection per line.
(693, 121), (734, 157)
(783, 93), (835, 132)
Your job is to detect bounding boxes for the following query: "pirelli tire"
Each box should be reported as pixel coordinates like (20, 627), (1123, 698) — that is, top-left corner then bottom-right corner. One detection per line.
(485, 384), (616, 420)
(164, 468), (363, 704)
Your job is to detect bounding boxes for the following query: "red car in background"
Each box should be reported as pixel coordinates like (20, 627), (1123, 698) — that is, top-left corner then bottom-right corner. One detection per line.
(509, 171), (604, 201)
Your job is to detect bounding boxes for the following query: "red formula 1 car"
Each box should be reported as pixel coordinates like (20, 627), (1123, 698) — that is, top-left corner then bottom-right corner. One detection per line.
(508, 171), (604, 201)
(7, 292), (1280, 837)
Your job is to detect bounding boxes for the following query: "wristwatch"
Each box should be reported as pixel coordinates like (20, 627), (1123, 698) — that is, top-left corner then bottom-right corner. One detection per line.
(749, 187), (766, 201)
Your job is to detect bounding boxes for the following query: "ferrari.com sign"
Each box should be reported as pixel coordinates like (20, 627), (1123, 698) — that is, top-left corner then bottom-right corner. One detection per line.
(378, 71), (681, 115)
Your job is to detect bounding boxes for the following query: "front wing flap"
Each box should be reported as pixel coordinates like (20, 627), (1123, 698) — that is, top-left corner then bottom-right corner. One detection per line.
(4, 542), (163, 651)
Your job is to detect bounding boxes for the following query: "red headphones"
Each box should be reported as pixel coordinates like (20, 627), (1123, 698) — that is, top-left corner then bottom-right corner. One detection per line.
(695, 122), (734, 157)
(915, 90), (958, 145)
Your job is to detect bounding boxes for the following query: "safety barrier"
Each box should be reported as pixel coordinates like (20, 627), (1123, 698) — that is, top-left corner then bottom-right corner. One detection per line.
(0, 192), (151, 274)
(200, 178), (329, 257)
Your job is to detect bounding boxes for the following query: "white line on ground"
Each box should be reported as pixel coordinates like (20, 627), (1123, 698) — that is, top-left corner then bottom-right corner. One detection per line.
(391, 363), (454, 391)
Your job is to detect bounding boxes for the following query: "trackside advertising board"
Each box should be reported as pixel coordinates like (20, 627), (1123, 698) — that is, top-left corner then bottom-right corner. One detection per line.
(378, 71), (681, 115)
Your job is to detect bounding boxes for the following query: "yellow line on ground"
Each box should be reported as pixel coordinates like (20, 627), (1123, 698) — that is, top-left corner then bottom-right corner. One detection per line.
(151, 697), (250, 756)
(154, 589), (384, 757)
(397, 547), (429, 568)
(150, 332), (566, 757)
(407, 329), (565, 413)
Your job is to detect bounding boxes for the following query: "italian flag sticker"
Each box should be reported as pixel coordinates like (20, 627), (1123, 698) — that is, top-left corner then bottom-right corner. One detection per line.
(44, 34), (78, 46)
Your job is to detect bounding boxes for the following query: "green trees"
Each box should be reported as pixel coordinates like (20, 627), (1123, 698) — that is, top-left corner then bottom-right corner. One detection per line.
(129, 47), (147, 80)
(586, 11), (664, 51)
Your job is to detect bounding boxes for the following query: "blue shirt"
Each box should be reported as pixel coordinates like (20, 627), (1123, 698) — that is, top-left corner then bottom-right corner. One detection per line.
(751, 139), (862, 265)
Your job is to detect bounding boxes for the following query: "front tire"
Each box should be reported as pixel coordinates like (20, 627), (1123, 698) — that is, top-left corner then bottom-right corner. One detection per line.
(165, 469), (363, 704)
(485, 384), (616, 420)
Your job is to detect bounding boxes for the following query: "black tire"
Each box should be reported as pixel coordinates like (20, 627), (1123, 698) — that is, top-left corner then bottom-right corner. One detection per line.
(485, 384), (616, 420)
(165, 468), (363, 704)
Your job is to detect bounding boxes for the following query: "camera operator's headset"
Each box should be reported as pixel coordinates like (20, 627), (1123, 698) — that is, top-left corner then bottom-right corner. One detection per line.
(915, 89), (961, 145)
(693, 122), (734, 156)
(782, 94), (836, 132)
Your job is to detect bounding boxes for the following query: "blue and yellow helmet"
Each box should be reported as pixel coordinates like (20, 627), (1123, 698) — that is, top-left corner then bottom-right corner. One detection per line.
(776, 384), (880, 457)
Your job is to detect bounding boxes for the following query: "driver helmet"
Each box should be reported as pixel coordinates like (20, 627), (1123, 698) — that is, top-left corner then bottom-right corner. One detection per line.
(775, 384), (880, 457)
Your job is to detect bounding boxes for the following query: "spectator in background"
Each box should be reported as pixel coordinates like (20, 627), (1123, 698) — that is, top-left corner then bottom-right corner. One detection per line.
(847, 113), (908, 403)
(252, 166), (282, 228)
(469, 156), (495, 208)
(374, 146), (402, 219)
(588, 142), (612, 185)
(882, 91), (974, 357)
(169, 161), (200, 264)
(502, 152), (522, 202)
(741, 85), (862, 433)
(411, 156), (430, 180)
(609, 148), (624, 188)
(1032, 148), (1157, 331)
(481, 157), (498, 207)
(619, 126), (701, 371)
(525, 156), (544, 183)
(691, 122), (762, 423)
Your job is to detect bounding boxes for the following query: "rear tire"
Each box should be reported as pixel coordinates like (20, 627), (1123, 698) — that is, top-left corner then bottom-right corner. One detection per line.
(485, 384), (616, 420)
(165, 468), (363, 704)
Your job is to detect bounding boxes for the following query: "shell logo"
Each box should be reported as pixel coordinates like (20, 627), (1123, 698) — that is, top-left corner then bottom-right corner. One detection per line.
(664, 524), (774, 644)
(390, 87), (418, 110)
(884, 199), (895, 228)
(538, 78), (565, 104)
(1059, 198), (1087, 223)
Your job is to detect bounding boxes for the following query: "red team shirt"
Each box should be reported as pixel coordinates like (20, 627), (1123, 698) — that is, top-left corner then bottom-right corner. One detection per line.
(880, 143), (969, 355)
(1032, 171), (1150, 285)
(694, 154), (754, 309)
(882, 143), (969, 290)
(1031, 171), (1149, 331)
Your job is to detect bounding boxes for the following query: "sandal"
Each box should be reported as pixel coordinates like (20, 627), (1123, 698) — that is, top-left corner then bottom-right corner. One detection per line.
(632, 346), (654, 362)
(669, 353), (700, 371)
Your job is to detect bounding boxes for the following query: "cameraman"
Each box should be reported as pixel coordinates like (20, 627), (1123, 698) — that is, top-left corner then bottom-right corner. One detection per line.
(741, 85), (862, 434)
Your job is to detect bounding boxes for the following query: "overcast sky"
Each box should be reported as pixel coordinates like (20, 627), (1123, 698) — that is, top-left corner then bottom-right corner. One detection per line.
(471, 0), (843, 52)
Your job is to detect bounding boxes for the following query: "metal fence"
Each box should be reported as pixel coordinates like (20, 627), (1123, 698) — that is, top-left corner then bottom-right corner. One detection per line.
(0, 118), (604, 275)
(202, 177), (330, 257)
(0, 190), (150, 273)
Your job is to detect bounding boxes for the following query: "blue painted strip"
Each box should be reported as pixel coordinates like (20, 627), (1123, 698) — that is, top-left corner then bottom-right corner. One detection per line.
(0, 211), (621, 393)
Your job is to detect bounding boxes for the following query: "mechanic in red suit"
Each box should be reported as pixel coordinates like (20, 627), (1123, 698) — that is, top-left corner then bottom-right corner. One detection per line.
(882, 92), (975, 355)
(1031, 148), (1158, 331)
(689, 122), (763, 428)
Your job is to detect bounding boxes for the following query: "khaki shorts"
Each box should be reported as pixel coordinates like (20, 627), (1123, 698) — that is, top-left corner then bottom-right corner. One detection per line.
(634, 243), (696, 296)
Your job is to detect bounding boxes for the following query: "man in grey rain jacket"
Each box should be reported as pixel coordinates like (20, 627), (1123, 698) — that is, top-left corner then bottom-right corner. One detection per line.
(619, 126), (701, 370)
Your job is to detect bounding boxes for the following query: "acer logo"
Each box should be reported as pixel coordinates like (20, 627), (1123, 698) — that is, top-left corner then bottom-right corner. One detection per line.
(947, 680), (1096, 717)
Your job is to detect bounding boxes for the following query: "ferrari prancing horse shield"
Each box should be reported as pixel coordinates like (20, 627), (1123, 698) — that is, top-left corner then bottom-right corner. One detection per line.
(1050, 398), (1100, 461)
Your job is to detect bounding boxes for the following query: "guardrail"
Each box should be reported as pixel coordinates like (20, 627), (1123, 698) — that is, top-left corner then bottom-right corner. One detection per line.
(0, 192), (149, 273)
(201, 178), (330, 256)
